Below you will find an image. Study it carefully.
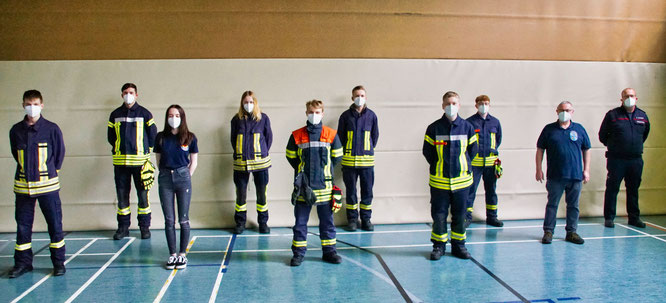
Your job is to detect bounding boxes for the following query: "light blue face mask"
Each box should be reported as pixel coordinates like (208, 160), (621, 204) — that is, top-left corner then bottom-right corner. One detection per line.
(623, 97), (636, 107)
(558, 111), (571, 122)
(445, 105), (458, 119)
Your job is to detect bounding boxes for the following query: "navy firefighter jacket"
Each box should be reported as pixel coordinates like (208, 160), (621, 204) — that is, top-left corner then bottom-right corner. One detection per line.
(466, 113), (502, 167)
(423, 114), (478, 191)
(337, 105), (379, 167)
(107, 102), (157, 166)
(598, 106), (650, 159)
(10, 116), (65, 197)
(230, 113), (273, 172)
(286, 122), (343, 204)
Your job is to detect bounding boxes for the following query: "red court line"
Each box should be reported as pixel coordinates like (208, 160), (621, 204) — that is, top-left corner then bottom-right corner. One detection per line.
(646, 222), (666, 232)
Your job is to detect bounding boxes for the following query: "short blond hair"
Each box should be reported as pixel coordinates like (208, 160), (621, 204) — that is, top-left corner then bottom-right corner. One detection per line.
(306, 99), (324, 111)
(442, 91), (460, 101)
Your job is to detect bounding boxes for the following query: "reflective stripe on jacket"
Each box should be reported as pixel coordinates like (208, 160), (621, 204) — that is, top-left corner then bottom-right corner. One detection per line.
(230, 113), (273, 172)
(286, 122), (343, 204)
(10, 116), (65, 196)
(423, 115), (478, 191)
(466, 113), (502, 167)
(107, 103), (157, 166)
(337, 105), (379, 167)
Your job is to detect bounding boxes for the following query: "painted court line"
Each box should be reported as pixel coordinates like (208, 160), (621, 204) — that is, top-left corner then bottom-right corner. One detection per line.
(470, 256), (530, 303)
(153, 236), (198, 303)
(65, 237), (136, 303)
(617, 224), (666, 243)
(209, 234), (237, 303)
(645, 221), (666, 232)
(340, 255), (423, 303)
(11, 239), (98, 303)
(0, 237), (113, 242)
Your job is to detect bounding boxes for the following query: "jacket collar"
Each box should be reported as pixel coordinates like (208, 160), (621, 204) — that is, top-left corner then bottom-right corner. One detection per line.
(306, 121), (322, 132)
(23, 115), (45, 131)
(349, 104), (367, 117)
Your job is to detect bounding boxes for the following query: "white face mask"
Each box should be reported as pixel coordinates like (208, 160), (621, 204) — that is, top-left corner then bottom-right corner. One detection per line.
(478, 104), (489, 115)
(25, 105), (42, 118)
(623, 97), (636, 108)
(168, 117), (181, 129)
(445, 105), (459, 119)
(354, 97), (366, 107)
(123, 94), (136, 105)
(243, 103), (254, 113)
(307, 113), (323, 125)
(558, 111), (571, 122)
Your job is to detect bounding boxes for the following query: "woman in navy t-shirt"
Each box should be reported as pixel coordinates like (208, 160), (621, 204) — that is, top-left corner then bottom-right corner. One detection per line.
(154, 104), (198, 270)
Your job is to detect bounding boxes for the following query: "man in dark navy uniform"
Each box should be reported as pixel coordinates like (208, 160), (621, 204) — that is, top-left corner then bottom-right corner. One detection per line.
(599, 88), (650, 228)
(9, 90), (66, 278)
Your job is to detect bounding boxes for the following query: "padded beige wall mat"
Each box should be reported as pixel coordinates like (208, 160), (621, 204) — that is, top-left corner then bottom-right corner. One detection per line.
(1, 0), (665, 62)
(0, 59), (664, 231)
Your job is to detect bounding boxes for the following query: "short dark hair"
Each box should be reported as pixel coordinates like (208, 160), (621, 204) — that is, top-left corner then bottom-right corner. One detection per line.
(121, 83), (137, 93)
(352, 85), (365, 94)
(23, 90), (43, 102)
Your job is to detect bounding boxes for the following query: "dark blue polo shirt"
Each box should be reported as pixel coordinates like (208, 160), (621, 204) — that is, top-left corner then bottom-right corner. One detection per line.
(154, 132), (199, 170)
(536, 121), (590, 181)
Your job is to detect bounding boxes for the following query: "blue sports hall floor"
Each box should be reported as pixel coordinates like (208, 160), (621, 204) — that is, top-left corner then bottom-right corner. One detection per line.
(1, 215), (665, 303)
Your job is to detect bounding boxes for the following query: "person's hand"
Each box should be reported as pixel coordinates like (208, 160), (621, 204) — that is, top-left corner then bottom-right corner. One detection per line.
(536, 170), (545, 183)
(583, 170), (590, 184)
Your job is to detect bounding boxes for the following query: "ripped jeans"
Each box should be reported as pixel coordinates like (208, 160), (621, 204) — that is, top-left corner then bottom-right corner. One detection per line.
(158, 166), (192, 254)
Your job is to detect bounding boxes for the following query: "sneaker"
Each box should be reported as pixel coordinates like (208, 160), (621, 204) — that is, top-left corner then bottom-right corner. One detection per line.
(451, 245), (471, 259)
(628, 219), (646, 228)
(361, 220), (374, 231)
(259, 223), (270, 234)
(53, 264), (66, 276)
(486, 217), (504, 227)
(322, 252), (342, 264)
(140, 227), (151, 239)
(345, 220), (358, 232)
(541, 231), (553, 244)
(175, 255), (188, 269)
(166, 255), (177, 270)
(604, 219), (615, 228)
(113, 226), (129, 240)
(430, 246), (445, 261)
(233, 224), (245, 234)
(565, 232), (584, 245)
(290, 254), (304, 267)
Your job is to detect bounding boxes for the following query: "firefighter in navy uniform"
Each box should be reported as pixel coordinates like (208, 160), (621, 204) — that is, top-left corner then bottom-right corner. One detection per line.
(465, 95), (503, 227)
(230, 91), (273, 234)
(107, 83), (158, 240)
(9, 90), (66, 278)
(599, 88), (650, 228)
(423, 91), (478, 260)
(286, 100), (344, 266)
(337, 85), (379, 231)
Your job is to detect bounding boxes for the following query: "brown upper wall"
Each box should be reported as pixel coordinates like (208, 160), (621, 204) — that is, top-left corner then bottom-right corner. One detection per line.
(1, 0), (665, 62)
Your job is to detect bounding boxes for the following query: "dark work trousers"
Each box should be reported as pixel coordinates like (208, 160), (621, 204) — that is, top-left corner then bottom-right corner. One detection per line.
(543, 179), (581, 233)
(465, 165), (499, 221)
(14, 192), (66, 267)
(291, 202), (336, 257)
(158, 166), (192, 255)
(233, 169), (269, 226)
(430, 187), (469, 248)
(604, 157), (643, 222)
(342, 167), (374, 222)
(114, 165), (151, 228)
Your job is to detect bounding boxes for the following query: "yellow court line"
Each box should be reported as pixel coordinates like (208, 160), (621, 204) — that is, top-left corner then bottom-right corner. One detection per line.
(153, 236), (198, 303)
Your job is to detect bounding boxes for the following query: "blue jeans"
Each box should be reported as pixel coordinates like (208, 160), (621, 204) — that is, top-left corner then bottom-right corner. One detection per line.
(544, 179), (582, 233)
(158, 166), (192, 255)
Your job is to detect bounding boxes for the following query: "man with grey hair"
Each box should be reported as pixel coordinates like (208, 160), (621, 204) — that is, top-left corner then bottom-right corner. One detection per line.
(599, 88), (650, 228)
(536, 101), (591, 245)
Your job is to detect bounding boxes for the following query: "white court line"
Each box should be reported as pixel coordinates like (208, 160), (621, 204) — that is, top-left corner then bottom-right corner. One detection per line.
(0, 252), (117, 258)
(153, 236), (198, 303)
(188, 233), (666, 253)
(340, 255), (423, 303)
(209, 236), (234, 303)
(65, 237), (136, 303)
(617, 224), (666, 243)
(0, 237), (113, 242)
(11, 239), (98, 303)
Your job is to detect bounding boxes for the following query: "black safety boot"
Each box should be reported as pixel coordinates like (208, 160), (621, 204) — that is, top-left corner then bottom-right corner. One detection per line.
(430, 246), (445, 261)
(322, 252), (342, 264)
(140, 227), (151, 239)
(113, 226), (129, 240)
